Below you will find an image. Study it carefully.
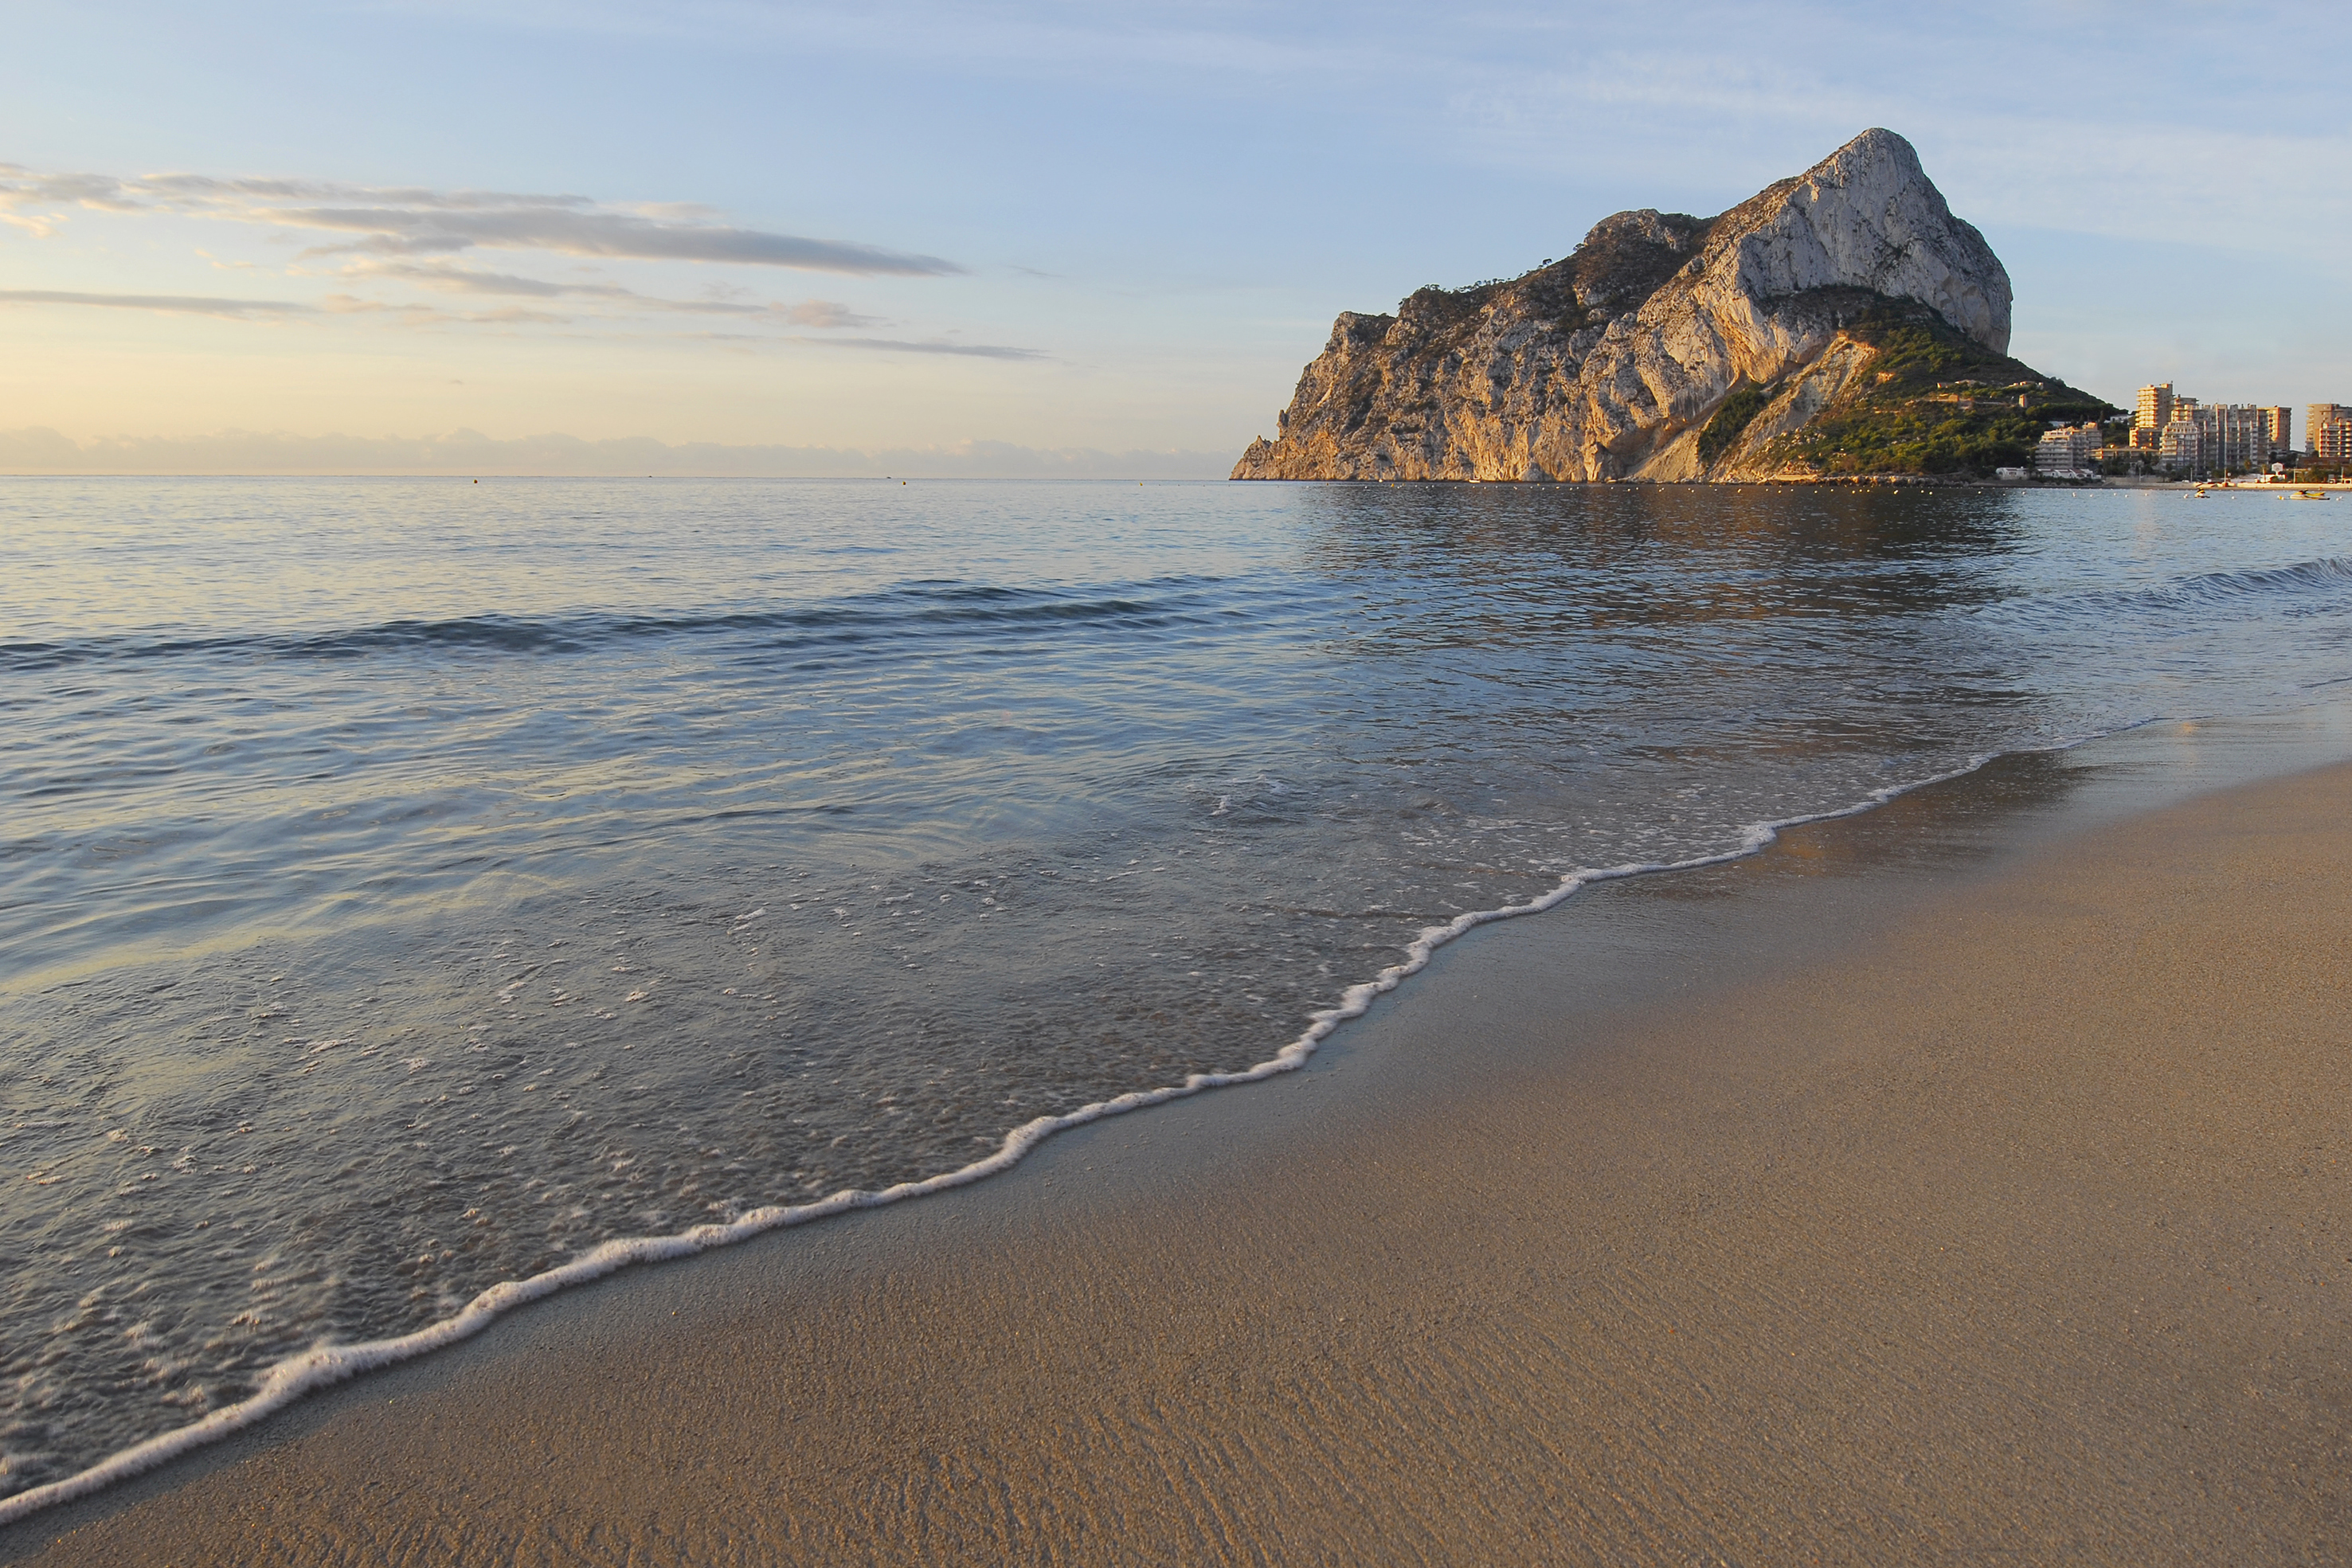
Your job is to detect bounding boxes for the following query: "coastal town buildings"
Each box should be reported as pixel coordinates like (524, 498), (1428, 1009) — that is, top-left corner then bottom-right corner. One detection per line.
(2033, 422), (2101, 479)
(2158, 416), (2204, 473)
(2260, 406), (2292, 455)
(2211, 405), (2272, 471)
(2316, 417), (2352, 463)
(2133, 387), (2308, 474)
(2311, 405), (2352, 463)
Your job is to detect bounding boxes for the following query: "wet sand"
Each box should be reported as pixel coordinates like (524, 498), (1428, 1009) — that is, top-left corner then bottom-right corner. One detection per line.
(9, 732), (2351, 1565)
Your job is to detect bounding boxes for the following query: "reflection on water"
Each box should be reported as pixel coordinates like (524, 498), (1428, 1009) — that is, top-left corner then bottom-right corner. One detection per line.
(5, 477), (2351, 1502)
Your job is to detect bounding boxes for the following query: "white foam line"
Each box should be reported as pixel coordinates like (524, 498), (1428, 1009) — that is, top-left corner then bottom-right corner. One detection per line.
(0, 734), (2121, 1530)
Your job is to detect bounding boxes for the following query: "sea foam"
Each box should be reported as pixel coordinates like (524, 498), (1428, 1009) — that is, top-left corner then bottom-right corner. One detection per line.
(0, 746), (2043, 1529)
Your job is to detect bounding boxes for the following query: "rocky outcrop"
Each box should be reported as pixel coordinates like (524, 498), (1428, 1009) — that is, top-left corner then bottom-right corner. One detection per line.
(1232, 129), (2013, 482)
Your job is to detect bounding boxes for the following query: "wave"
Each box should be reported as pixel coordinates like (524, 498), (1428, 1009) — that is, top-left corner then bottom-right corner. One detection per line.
(0, 577), (1243, 673)
(21, 553), (2352, 678)
(0, 728), (2111, 1529)
(1990, 554), (2352, 626)
(2131, 554), (2352, 611)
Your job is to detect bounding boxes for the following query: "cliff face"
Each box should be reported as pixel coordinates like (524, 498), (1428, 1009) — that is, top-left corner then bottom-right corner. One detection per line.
(1232, 129), (2016, 483)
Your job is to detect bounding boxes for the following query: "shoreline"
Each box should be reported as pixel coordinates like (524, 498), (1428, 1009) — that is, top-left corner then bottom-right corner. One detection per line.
(0, 722), (2147, 1531)
(9, 704), (2352, 1562)
(0, 728), (2007, 1532)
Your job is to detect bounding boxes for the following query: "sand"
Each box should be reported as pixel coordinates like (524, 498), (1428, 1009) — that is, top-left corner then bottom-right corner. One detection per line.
(8, 733), (2350, 1565)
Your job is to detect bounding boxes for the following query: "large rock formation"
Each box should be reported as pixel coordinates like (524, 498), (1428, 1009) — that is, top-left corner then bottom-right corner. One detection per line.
(1232, 129), (2016, 482)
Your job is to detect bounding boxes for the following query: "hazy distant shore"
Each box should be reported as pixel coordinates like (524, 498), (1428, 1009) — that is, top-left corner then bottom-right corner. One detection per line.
(8, 706), (2349, 1566)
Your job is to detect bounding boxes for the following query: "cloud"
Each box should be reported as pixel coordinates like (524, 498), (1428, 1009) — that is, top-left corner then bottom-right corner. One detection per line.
(333, 258), (644, 301)
(280, 205), (960, 274)
(0, 162), (1034, 357)
(784, 299), (882, 329)
(0, 277), (1030, 350)
(799, 336), (1045, 359)
(0, 288), (312, 318)
(352, 260), (671, 307)
(316, 293), (585, 327)
(0, 425), (1230, 479)
(0, 164), (963, 276)
(332, 260), (890, 329)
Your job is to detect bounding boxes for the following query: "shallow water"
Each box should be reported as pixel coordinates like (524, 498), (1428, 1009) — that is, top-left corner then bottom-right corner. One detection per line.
(6, 477), (2351, 1501)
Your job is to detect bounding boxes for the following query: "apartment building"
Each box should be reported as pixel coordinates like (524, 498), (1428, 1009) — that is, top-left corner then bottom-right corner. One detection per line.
(2213, 405), (2272, 470)
(2158, 416), (2204, 472)
(2132, 384), (2174, 449)
(2259, 406), (2292, 456)
(2034, 422), (2102, 478)
(2315, 417), (2352, 463)
(2147, 401), (2280, 473)
(2311, 405), (2352, 462)
(2131, 384), (2306, 470)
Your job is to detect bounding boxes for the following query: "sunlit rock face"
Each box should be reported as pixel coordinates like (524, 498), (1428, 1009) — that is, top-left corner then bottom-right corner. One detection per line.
(1231, 128), (2012, 483)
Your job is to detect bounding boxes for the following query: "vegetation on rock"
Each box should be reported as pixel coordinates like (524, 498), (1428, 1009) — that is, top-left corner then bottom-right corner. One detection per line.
(1755, 301), (2115, 477)
(1697, 382), (1779, 466)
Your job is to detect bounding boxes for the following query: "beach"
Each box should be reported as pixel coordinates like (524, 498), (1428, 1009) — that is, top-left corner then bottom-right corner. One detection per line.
(6, 2), (2346, 1558)
(8, 717), (2347, 1565)
(29, 477), (2352, 1500)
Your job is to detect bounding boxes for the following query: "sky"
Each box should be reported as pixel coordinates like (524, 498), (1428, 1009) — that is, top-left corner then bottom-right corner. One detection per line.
(2, 1), (2347, 475)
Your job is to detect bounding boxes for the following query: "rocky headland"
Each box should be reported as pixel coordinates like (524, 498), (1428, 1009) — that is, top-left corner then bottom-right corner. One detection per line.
(1232, 129), (2109, 483)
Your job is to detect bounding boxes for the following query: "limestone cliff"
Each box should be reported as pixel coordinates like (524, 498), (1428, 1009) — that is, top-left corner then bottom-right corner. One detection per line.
(1232, 129), (2025, 483)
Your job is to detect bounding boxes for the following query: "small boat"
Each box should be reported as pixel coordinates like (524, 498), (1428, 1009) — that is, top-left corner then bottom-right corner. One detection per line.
(2291, 488), (2330, 500)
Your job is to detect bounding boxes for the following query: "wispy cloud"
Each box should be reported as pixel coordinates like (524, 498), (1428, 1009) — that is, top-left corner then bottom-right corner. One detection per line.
(797, 336), (1046, 359)
(331, 259), (886, 327)
(0, 170), (1035, 349)
(0, 163), (962, 276)
(318, 293), (579, 327)
(0, 284), (1013, 351)
(783, 299), (882, 329)
(282, 205), (959, 273)
(335, 259), (632, 299)
(0, 288), (313, 318)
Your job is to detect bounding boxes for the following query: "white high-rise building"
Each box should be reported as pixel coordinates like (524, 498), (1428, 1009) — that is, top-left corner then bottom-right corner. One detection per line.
(2135, 393), (2304, 470)
(2208, 405), (2271, 471)
(2158, 416), (2205, 474)
(2033, 423), (2101, 478)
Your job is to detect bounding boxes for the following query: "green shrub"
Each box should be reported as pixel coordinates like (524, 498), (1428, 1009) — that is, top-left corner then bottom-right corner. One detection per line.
(1698, 382), (1778, 465)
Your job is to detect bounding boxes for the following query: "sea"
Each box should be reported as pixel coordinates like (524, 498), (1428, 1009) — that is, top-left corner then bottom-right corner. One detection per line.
(6, 476), (2352, 1514)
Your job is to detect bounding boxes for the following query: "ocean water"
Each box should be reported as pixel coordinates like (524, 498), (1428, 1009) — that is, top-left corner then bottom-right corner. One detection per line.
(6, 476), (2352, 1510)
